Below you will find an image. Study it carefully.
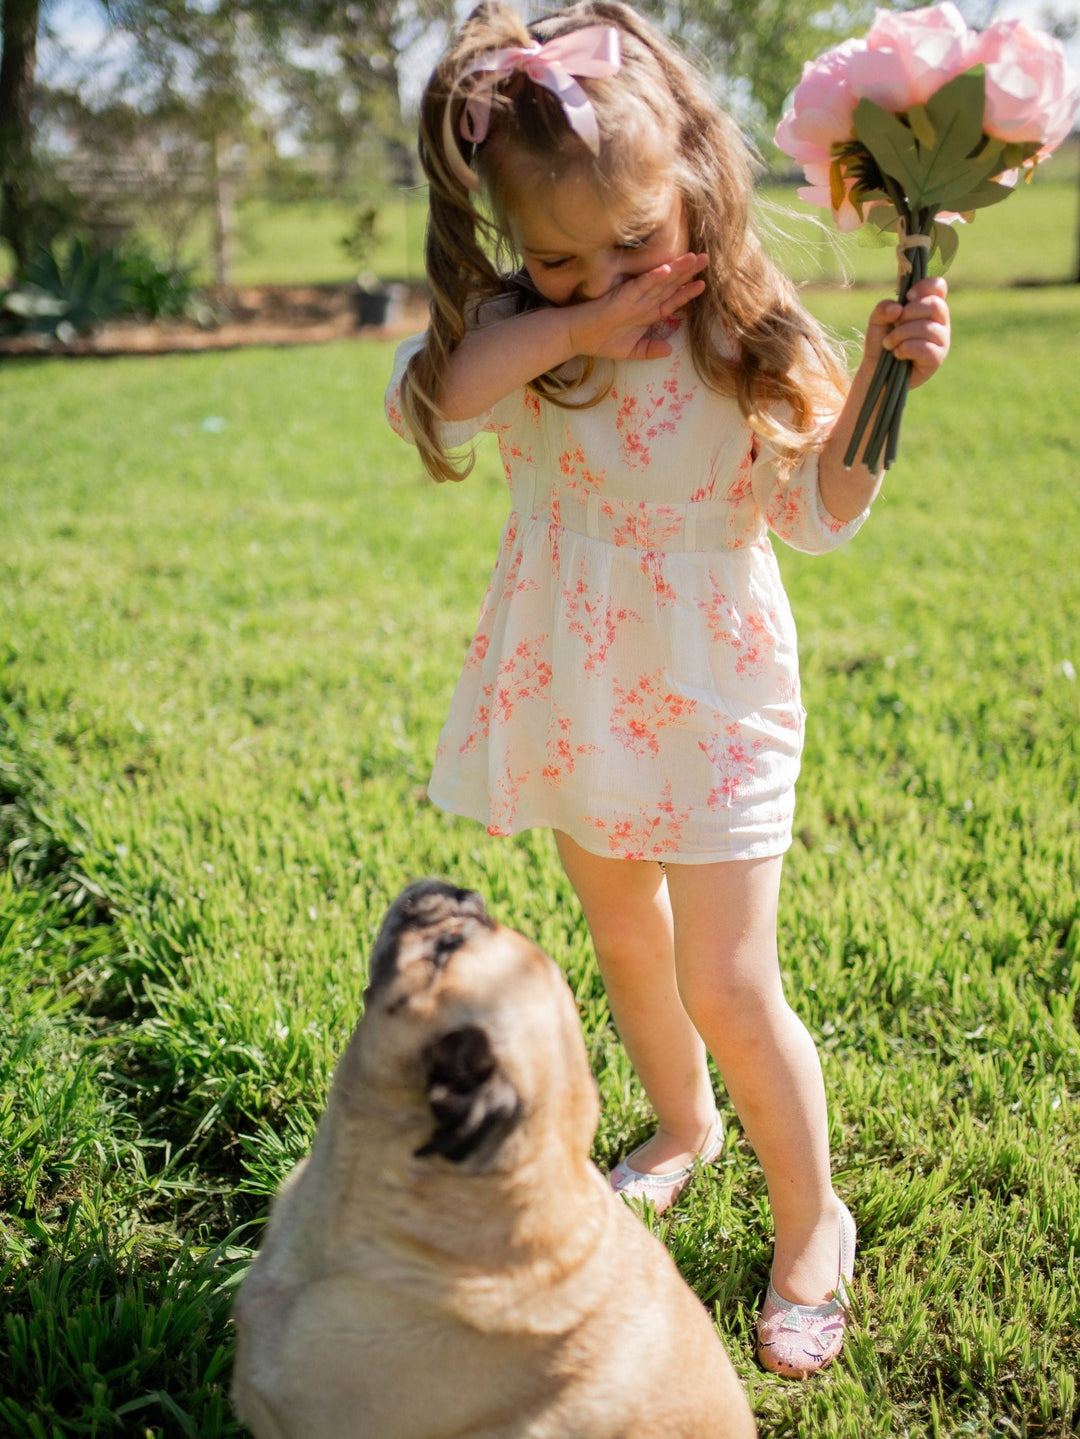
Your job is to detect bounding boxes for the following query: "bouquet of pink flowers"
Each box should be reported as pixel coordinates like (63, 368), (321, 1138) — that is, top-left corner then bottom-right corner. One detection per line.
(775, 1), (1078, 471)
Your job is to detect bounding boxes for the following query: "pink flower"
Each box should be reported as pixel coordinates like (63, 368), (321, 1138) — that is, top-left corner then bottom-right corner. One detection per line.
(774, 5), (979, 229)
(971, 20), (1079, 159)
(774, 0), (1077, 241)
(774, 38), (866, 164)
(845, 2), (975, 111)
(796, 162), (865, 231)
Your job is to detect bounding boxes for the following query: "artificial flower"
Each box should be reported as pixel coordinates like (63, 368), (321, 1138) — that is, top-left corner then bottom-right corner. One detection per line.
(775, 2), (1079, 471)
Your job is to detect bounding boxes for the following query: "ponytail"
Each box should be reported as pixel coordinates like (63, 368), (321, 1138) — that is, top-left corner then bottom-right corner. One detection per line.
(402, 4), (534, 482)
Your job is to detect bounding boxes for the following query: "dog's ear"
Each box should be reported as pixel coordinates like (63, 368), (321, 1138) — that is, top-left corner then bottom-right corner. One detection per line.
(415, 1026), (521, 1166)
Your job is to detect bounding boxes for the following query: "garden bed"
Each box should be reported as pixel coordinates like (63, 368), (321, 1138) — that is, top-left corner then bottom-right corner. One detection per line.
(0, 279), (430, 357)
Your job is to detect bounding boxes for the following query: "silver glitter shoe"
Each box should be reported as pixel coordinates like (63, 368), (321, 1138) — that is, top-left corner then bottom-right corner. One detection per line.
(608, 1111), (724, 1214)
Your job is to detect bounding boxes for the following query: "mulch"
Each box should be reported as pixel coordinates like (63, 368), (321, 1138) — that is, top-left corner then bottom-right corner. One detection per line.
(0, 281), (430, 358)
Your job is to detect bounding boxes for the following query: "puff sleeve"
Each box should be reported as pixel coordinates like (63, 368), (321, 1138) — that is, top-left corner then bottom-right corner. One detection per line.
(384, 332), (499, 450)
(751, 432), (869, 556)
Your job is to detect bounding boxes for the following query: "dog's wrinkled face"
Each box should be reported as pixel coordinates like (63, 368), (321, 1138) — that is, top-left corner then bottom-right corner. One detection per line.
(348, 880), (596, 1171)
(366, 879), (494, 997)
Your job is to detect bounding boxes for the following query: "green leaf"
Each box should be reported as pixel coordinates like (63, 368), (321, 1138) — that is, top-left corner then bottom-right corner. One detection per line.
(12, 1114), (46, 1147)
(1001, 140), (1043, 168)
(946, 179), (1016, 213)
(856, 204), (901, 249)
(907, 103), (936, 151)
(852, 70), (1020, 214)
(930, 219), (960, 273)
(914, 70), (1002, 209)
(853, 99), (925, 202)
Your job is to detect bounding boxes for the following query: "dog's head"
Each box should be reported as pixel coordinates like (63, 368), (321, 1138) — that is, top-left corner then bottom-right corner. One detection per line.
(339, 880), (598, 1174)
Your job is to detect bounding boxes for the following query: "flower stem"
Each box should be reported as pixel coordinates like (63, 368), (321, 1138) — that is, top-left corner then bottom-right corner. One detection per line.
(863, 349), (912, 472)
(842, 344), (892, 468)
(844, 200), (934, 472)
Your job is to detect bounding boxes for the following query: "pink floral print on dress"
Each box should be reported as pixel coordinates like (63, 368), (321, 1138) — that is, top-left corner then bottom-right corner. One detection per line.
(611, 353), (695, 471)
(584, 781), (693, 860)
(610, 671), (699, 760)
(543, 704), (602, 787)
(562, 562), (644, 675)
(384, 320), (868, 863)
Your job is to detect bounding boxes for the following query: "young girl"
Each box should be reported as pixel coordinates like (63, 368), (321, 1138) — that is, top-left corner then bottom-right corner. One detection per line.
(385, 0), (950, 1379)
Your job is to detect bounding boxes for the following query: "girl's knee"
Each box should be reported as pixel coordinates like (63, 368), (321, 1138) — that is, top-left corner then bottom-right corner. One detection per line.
(677, 970), (785, 1043)
(590, 911), (670, 975)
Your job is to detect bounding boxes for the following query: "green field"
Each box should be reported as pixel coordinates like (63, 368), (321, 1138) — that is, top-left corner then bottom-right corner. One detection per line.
(3, 151), (1077, 291)
(69, 137), (1069, 290)
(1, 283), (1079, 1436)
(205, 166), (1080, 290)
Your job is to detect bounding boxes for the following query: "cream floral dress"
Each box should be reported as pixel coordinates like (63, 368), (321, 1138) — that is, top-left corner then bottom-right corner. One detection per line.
(385, 315), (867, 863)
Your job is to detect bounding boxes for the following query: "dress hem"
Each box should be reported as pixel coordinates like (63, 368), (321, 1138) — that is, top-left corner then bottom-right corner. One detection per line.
(426, 782), (793, 866)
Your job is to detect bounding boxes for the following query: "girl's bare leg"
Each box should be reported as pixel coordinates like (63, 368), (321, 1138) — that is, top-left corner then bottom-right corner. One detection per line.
(664, 855), (842, 1305)
(553, 831), (717, 1171)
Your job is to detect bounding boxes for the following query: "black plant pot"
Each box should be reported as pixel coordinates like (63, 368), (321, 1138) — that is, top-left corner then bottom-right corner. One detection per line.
(355, 287), (391, 327)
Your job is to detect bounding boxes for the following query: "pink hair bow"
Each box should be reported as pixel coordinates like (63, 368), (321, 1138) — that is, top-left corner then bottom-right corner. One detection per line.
(442, 25), (622, 192)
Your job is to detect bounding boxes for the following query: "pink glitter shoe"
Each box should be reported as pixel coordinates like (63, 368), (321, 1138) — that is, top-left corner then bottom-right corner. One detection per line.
(756, 1201), (856, 1379)
(608, 1111), (724, 1215)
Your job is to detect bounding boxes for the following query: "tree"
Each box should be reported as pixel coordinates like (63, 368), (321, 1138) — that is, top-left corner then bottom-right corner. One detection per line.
(43, 85), (215, 271)
(79, 0), (457, 282)
(251, 0), (457, 189)
(635, 0), (879, 142)
(1034, 5), (1080, 283)
(0, 0), (41, 273)
(102, 0), (258, 285)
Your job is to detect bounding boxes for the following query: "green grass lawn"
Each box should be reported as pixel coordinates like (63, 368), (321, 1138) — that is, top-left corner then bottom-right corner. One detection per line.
(199, 190), (432, 286)
(763, 177), (1080, 289)
(1, 283), (1078, 1436)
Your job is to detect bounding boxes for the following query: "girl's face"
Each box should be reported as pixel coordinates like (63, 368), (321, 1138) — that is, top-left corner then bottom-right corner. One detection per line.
(507, 169), (690, 308)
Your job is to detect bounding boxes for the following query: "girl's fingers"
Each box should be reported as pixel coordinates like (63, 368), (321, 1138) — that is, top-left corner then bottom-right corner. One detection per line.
(656, 264), (707, 305)
(669, 250), (709, 275)
(618, 267), (705, 325)
(643, 252), (708, 293)
(884, 322), (949, 356)
(677, 279), (706, 303)
(863, 276), (950, 386)
(887, 337), (948, 367)
(871, 276), (948, 326)
(592, 252), (708, 355)
(883, 307), (950, 352)
(658, 287), (704, 319)
(898, 294), (950, 325)
(637, 337), (674, 360)
(886, 321), (951, 385)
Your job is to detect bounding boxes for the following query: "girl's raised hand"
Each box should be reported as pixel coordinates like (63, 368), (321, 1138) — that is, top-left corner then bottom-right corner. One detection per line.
(864, 276), (951, 390)
(567, 252), (709, 361)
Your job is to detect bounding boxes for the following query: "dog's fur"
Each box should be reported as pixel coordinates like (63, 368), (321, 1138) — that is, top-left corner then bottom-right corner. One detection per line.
(231, 880), (756, 1439)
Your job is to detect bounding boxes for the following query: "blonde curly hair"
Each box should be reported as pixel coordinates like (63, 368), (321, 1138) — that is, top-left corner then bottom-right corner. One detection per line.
(402, 0), (850, 483)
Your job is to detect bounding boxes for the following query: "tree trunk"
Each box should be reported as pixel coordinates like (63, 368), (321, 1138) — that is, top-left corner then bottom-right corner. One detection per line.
(0, 0), (40, 275)
(209, 132), (232, 289)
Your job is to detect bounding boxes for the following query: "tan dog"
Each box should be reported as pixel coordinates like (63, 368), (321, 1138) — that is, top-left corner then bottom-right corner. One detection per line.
(232, 880), (756, 1439)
